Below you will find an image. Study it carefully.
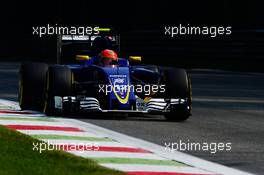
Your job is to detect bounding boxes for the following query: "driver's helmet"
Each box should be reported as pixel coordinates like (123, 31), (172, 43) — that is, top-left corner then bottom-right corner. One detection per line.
(99, 49), (118, 66)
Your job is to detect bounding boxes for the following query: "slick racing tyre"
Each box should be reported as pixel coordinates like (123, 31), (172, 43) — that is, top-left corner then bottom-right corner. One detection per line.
(162, 68), (192, 121)
(43, 65), (73, 115)
(19, 62), (48, 111)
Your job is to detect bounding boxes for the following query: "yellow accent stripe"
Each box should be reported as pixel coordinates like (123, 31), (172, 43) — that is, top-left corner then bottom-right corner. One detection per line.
(97, 28), (111, 32)
(76, 55), (90, 61)
(112, 83), (130, 104)
(129, 56), (142, 61)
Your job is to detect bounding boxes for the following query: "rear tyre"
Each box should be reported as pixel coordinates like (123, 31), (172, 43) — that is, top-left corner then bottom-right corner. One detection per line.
(162, 68), (192, 121)
(43, 65), (73, 115)
(19, 62), (48, 111)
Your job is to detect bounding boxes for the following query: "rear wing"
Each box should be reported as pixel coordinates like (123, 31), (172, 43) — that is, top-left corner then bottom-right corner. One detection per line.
(56, 34), (120, 64)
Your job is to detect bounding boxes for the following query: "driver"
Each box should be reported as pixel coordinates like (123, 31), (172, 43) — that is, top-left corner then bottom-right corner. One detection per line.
(98, 49), (118, 66)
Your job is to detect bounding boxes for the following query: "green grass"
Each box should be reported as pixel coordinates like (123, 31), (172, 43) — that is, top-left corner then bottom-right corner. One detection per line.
(0, 125), (124, 175)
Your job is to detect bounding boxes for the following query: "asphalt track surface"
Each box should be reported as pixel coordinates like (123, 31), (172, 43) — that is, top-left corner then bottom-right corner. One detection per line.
(0, 62), (263, 174)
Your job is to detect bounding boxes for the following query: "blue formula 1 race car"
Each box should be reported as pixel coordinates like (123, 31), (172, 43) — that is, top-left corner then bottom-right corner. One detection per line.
(19, 34), (192, 121)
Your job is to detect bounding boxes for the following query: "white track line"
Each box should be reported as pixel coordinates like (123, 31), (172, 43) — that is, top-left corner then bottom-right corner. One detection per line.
(0, 99), (20, 109)
(101, 164), (212, 174)
(18, 130), (103, 138)
(0, 115), (48, 119)
(0, 114), (46, 117)
(69, 151), (168, 160)
(0, 120), (73, 127)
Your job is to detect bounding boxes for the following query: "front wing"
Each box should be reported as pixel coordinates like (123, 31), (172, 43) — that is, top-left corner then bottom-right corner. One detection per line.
(53, 96), (189, 114)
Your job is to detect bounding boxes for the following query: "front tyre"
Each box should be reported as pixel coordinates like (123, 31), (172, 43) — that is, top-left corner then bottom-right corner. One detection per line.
(19, 62), (48, 111)
(43, 65), (73, 115)
(162, 68), (192, 121)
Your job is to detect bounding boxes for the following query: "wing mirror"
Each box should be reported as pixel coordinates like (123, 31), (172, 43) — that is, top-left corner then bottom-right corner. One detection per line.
(76, 55), (90, 61)
(129, 56), (142, 62)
